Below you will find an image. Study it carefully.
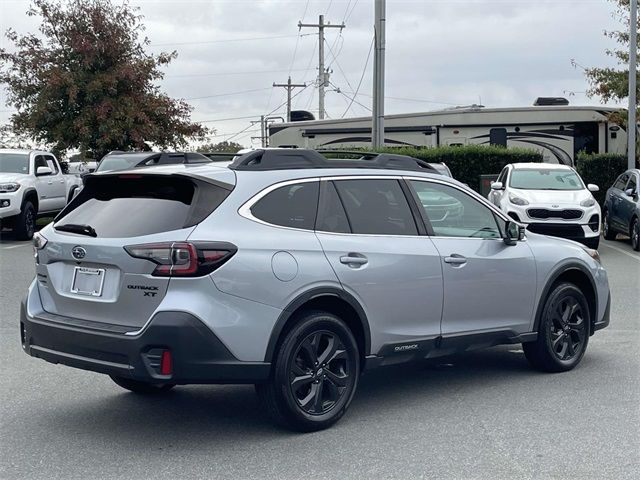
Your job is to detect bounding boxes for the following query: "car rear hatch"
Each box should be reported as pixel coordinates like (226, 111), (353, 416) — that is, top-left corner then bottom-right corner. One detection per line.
(34, 169), (235, 331)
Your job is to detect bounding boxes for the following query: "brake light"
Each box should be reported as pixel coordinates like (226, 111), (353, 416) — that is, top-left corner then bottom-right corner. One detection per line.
(124, 242), (236, 277)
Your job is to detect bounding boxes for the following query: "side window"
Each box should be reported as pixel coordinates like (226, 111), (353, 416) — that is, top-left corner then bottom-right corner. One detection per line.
(316, 181), (350, 233)
(333, 179), (418, 235)
(410, 180), (501, 239)
(44, 156), (59, 174)
(34, 155), (50, 174)
(614, 174), (629, 190)
(627, 174), (638, 194)
(251, 181), (319, 230)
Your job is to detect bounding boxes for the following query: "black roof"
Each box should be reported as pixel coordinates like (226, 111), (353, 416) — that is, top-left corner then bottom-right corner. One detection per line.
(228, 149), (439, 173)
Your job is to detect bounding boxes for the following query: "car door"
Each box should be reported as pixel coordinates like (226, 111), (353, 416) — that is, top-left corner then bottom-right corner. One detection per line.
(33, 154), (58, 212)
(314, 177), (444, 354)
(407, 178), (537, 337)
(44, 155), (67, 209)
(620, 173), (639, 230)
(610, 173), (630, 230)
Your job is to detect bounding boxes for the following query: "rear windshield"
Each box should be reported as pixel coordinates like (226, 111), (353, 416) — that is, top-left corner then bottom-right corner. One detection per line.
(55, 175), (230, 238)
(95, 154), (157, 172)
(509, 169), (584, 190)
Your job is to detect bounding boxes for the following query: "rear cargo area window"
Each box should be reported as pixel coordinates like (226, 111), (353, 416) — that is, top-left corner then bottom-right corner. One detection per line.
(251, 181), (319, 230)
(56, 176), (227, 238)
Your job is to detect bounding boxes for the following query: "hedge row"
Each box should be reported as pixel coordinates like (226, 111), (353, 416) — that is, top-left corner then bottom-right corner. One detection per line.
(370, 146), (543, 193)
(575, 153), (638, 206)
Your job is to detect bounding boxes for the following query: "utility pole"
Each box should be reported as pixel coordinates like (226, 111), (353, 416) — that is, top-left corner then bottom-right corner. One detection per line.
(250, 115), (267, 147)
(629, 0), (638, 169)
(299, 15), (345, 120)
(273, 77), (306, 121)
(372, 0), (386, 148)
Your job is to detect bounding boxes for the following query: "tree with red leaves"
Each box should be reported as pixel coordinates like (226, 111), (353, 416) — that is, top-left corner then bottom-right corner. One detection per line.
(0, 0), (207, 159)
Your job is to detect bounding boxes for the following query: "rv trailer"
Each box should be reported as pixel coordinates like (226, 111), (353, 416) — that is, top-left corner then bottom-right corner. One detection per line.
(268, 101), (627, 165)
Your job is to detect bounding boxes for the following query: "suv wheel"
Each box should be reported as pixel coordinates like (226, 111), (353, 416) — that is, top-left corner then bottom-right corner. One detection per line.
(523, 282), (590, 373)
(110, 375), (175, 394)
(15, 201), (36, 240)
(256, 311), (360, 432)
(602, 210), (616, 240)
(631, 217), (640, 251)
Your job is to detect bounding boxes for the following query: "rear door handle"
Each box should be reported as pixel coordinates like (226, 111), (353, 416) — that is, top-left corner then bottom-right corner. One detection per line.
(340, 253), (368, 267)
(444, 254), (467, 265)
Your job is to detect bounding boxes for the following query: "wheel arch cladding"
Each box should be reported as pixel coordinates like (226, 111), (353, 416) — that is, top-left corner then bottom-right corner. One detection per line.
(535, 264), (597, 335)
(264, 287), (371, 367)
(23, 189), (39, 211)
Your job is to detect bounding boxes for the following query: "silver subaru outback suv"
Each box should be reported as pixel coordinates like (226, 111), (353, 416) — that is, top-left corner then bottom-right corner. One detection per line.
(21, 149), (611, 432)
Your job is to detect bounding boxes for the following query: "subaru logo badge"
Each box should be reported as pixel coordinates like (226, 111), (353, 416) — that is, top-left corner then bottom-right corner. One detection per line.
(71, 246), (86, 260)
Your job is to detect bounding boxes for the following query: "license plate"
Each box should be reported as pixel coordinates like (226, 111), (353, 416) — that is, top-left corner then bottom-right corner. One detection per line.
(71, 266), (106, 297)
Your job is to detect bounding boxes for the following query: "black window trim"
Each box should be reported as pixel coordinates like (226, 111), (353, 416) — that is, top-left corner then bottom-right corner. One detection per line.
(405, 176), (513, 240)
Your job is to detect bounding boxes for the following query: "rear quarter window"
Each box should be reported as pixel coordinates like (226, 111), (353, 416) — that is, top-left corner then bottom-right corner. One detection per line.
(251, 181), (319, 230)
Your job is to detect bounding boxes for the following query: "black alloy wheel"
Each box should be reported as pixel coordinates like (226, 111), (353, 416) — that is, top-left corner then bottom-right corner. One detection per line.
(631, 218), (640, 251)
(547, 296), (587, 362)
(523, 282), (590, 373)
(603, 210), (616, 240)
(256, 311), (359, 432)
(289, 330), (350, 415)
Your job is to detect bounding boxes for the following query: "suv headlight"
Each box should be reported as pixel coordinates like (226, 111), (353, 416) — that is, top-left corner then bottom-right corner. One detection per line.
(509, 195), (529, 206)
(0, 182), (20, 193)
(580, 197), (596, 207)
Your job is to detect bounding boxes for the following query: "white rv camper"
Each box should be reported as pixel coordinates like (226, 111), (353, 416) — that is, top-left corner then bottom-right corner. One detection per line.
(268, 100), (627, 165)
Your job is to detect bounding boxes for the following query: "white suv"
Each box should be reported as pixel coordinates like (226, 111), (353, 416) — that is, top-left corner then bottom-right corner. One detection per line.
(488, 163), (601, 249)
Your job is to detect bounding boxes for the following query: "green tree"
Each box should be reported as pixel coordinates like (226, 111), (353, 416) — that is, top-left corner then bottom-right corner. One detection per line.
(196, 140), (245, 153)
(584, 0), (639, 110)
(0, 0), (207, 160)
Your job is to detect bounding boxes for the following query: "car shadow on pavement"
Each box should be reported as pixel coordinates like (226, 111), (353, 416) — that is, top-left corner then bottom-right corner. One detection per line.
(34, 344), (603, 446)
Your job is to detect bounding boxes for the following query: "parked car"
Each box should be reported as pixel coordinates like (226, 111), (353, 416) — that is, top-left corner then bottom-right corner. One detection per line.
(0, 149), (83, 240)
(488, 163), (601, 249)
(603, 168), (640, 251)
(22, 149), (610, 432)
(93, 151), (212, 175)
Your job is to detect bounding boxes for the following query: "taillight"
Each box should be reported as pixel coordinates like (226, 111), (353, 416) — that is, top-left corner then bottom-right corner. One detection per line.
(124, 242), (236, 277)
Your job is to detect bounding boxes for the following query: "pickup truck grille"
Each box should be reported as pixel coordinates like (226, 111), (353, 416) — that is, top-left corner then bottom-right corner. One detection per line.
(527, 208), (583, 220)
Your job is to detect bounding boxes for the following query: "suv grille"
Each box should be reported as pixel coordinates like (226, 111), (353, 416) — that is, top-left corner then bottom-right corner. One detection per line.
(527, 208), (583, 220)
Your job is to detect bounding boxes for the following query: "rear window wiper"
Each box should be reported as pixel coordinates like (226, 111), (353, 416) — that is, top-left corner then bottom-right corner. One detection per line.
(54, 223), (97, 237)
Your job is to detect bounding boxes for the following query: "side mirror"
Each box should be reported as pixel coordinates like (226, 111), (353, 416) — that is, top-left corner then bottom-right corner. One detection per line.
(503, 220), (521, 246)
(587, 184), (599, 193)
(624, 188), (637, 197)
(36, 166), (53, 176)
(491, 181), (504, 190)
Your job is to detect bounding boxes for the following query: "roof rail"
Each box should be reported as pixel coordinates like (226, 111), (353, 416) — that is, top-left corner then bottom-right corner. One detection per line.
(228, 148), (438, 173)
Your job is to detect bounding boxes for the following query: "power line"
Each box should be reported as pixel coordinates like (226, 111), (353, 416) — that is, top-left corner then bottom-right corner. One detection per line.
(344, 0), (359, 23)
(288, 0), (311, 77)
(165, 68), (308, 79)
(340, 90), (460, 106)
(150, 34), (298, 47)
(342, 36), (374, 118)
(294, 38), (318, 109)
(184, 87), (272, 101)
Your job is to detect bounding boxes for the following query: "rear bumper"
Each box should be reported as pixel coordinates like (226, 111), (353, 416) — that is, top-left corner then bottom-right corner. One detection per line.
(20, 300), (271, 384)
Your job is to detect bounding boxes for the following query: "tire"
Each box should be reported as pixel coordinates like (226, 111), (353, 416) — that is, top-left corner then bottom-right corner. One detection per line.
(110, 375), (175, 394)
(256, 311), (360, 432)
(14, 201), (36, 240)
(602, 210), (616, 240)
(583, 236), (600, 250)
(631, 217), (640, 252)
(523, 282), (590, 373)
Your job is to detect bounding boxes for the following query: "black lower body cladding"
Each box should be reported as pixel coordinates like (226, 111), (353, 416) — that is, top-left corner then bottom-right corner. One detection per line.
(20, 301), (270, 384)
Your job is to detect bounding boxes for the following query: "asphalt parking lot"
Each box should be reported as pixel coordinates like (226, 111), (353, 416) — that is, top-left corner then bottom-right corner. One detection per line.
(0, 234), (638, 480)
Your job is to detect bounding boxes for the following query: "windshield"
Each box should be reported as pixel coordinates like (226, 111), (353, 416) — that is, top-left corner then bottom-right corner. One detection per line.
(0, 153), (30, 174)
(509, 169), (584, 190)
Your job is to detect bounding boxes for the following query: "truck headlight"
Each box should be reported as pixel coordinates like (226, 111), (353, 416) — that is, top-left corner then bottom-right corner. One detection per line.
(0, 182), (20, 193)
(509, 195), (529, 206)
(580, 198), (596, 207)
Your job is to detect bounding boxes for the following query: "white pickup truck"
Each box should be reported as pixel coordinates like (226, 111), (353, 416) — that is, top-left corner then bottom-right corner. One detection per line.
(0, 149), (83, 240)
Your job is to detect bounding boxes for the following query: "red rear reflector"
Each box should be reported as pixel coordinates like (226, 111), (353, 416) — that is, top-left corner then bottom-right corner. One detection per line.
(160, 350), (173, 375)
